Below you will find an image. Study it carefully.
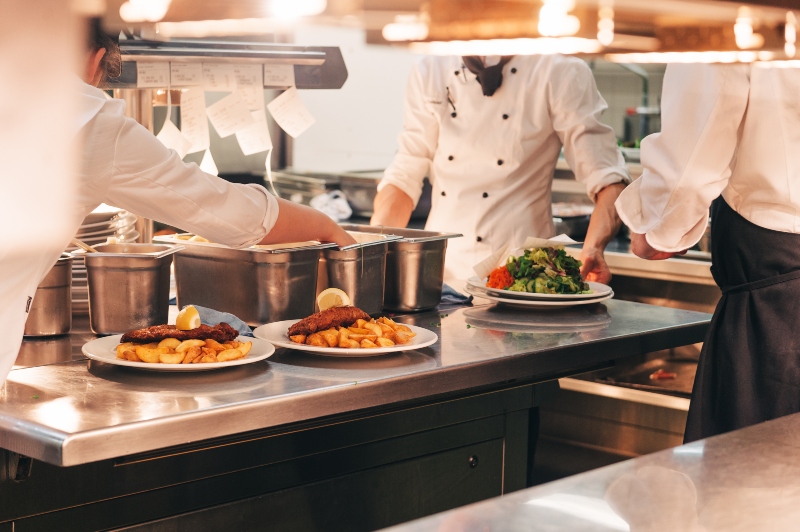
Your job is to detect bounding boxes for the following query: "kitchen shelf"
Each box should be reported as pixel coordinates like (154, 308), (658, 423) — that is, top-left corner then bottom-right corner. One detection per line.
(104, 40), (347, 90)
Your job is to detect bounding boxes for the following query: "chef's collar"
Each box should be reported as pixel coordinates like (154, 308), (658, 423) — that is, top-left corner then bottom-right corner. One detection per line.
(74, 76), (113, 134)
(462, 56), (514, 97)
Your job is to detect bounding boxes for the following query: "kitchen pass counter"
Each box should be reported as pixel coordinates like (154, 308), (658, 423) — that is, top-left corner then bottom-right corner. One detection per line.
(0, 300), (710, 530)
(0, 300), (709, 467)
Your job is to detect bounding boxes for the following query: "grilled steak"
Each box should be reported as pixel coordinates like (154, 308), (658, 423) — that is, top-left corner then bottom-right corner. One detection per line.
(288, 306), (371, 336)
(121, 323), (239, 344)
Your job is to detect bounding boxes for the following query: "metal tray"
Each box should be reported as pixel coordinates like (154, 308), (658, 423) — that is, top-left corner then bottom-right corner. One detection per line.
(338, 224), (462, 312)
(315, 232), (401, 315)
(155, 235), (337, 325)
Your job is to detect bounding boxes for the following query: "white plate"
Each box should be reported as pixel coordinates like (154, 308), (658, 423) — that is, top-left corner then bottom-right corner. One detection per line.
(82, 335), (275, 371)
(467, 277), (612, 300)
(465, 285), (614, 308)
(253, 320), (438, 357)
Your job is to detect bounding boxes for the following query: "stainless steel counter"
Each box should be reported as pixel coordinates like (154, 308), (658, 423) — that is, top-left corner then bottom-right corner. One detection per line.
(387, 409), (800, 532)
(0, 301), (709, 467)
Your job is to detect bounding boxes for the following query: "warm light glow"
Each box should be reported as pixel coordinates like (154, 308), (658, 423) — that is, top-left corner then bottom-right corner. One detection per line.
(268, 0), (326, 19)
(538, 0), (581, 37)
(606, 50), (776, 63)
(119, 0), (171, 22)
(597, 3), (614, 46)
(526, 494), (630, 531)
(786, 12), (797, 58)
(382, 15), (429, 42)
(72, 0), (106, 16)
(412, 37), (603, 56)
(155, 18), (297, 38)
(734, 7), (765, 50)
(754, 60), (800, 68)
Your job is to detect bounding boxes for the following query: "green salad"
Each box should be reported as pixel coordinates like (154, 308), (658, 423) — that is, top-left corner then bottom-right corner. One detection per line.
(504, 247), (590, 294)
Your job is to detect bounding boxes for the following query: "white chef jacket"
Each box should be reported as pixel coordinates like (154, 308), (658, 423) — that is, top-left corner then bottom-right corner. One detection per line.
(0, 80), (279, 385)
(616, 63), (800, 252)
(379, 54), (629, 283)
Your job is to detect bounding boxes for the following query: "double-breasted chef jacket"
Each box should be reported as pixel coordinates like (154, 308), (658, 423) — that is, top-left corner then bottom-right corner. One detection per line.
(379, 54), (630, 283)
(0, 79), (280, 384)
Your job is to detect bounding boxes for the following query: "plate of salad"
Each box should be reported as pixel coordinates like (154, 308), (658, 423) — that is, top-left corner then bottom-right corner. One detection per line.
(468, 247), (613, 300)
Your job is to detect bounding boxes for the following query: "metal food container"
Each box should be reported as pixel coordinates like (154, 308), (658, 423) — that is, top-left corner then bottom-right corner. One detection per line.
(24, 254), (73, 337)
(84, 244), (180, 335)
(155, 235), (336, 326)
(339, 225), (461, 312)
(316, 232), (402, 316)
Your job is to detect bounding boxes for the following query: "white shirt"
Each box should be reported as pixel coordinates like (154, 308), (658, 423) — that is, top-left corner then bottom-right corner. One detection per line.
(378, 55), (629, 283)
(0, 80), (279, 384)
(616, 63), (800, 252)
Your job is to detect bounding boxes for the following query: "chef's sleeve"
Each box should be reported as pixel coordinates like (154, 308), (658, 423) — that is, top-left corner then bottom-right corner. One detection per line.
(549, 59), (630, 202)
(378, 61), (440, 207)
(615, 64), (750, 252)
(102, 116), (279, 248)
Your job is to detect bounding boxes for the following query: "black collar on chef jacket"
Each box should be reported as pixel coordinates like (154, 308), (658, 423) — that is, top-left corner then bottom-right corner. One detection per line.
(461, 56), (514, 96)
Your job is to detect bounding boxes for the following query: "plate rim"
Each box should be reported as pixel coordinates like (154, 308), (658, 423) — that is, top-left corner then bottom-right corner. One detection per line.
(253, 320), (438, 357)
(464, 286), (614, 308)
(82, 334), (275, 371)
(466, 276), (612, 300)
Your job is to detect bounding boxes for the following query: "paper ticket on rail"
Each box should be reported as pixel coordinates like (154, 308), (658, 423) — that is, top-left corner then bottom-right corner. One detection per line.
(473, 234), (581, 280)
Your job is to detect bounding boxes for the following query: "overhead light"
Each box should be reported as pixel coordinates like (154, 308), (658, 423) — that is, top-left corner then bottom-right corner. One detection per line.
(383, 15), (429, 42)
(378, 0), (800, 63)
(786, 12), (797, 58)
(119, 0), (171, 22)
(538, 0), (581, 38)
(412, 37), (605, 56)
(734, 7), (764, 49)
(606, 50), (776, 63)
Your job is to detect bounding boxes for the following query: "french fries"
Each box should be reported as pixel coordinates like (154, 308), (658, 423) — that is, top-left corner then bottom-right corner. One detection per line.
(288, 316), (416, 350)
(117, 336), (254, 364)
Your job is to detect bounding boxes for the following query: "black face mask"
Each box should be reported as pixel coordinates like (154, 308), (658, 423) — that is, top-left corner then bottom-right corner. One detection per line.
(462, 56), (514, 97)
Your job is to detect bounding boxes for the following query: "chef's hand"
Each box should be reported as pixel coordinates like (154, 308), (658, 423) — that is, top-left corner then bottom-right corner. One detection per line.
(630, 233), (687, 260)
(579, 247), (612, 284)
(326, 224), (358, 248)
(580, 182), (626, 284)
(259, 198), (356, 248)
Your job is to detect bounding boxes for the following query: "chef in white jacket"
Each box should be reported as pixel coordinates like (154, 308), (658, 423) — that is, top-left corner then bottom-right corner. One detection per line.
(371, 54), (630, 285)
(0, 22), (354, 385)
(616, 63), (800, 442)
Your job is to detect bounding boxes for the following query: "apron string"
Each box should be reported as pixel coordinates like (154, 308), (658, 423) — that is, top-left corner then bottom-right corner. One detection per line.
(722, 268), (800, 295)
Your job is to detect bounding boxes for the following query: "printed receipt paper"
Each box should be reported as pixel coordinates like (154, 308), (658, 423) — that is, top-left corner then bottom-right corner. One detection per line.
(205, 92), (255, 138)
(267, 87), (315, 138)
(179, 88), (210, 153)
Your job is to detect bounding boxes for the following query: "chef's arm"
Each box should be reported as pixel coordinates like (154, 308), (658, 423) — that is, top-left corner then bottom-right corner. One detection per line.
(579, 182), (625, 283)
(104, 117), (356, 248)
(259, 198), (356, 247)
(371, 59), (438, 229)
(548, 60), (631, 282)
(616, 64), (749, 257)
(371, 185), (415, 228)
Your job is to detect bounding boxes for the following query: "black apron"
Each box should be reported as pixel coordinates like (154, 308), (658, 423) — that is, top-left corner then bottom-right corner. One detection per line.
(685, 198), (800, 442)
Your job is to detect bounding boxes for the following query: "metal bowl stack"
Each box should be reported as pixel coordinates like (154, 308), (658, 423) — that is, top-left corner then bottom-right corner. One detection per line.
(68, 205), (139, 314)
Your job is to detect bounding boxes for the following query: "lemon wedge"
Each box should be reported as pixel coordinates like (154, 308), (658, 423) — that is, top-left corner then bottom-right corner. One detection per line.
(175, 305), (201, 330)
(317, 288), (351, 311)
